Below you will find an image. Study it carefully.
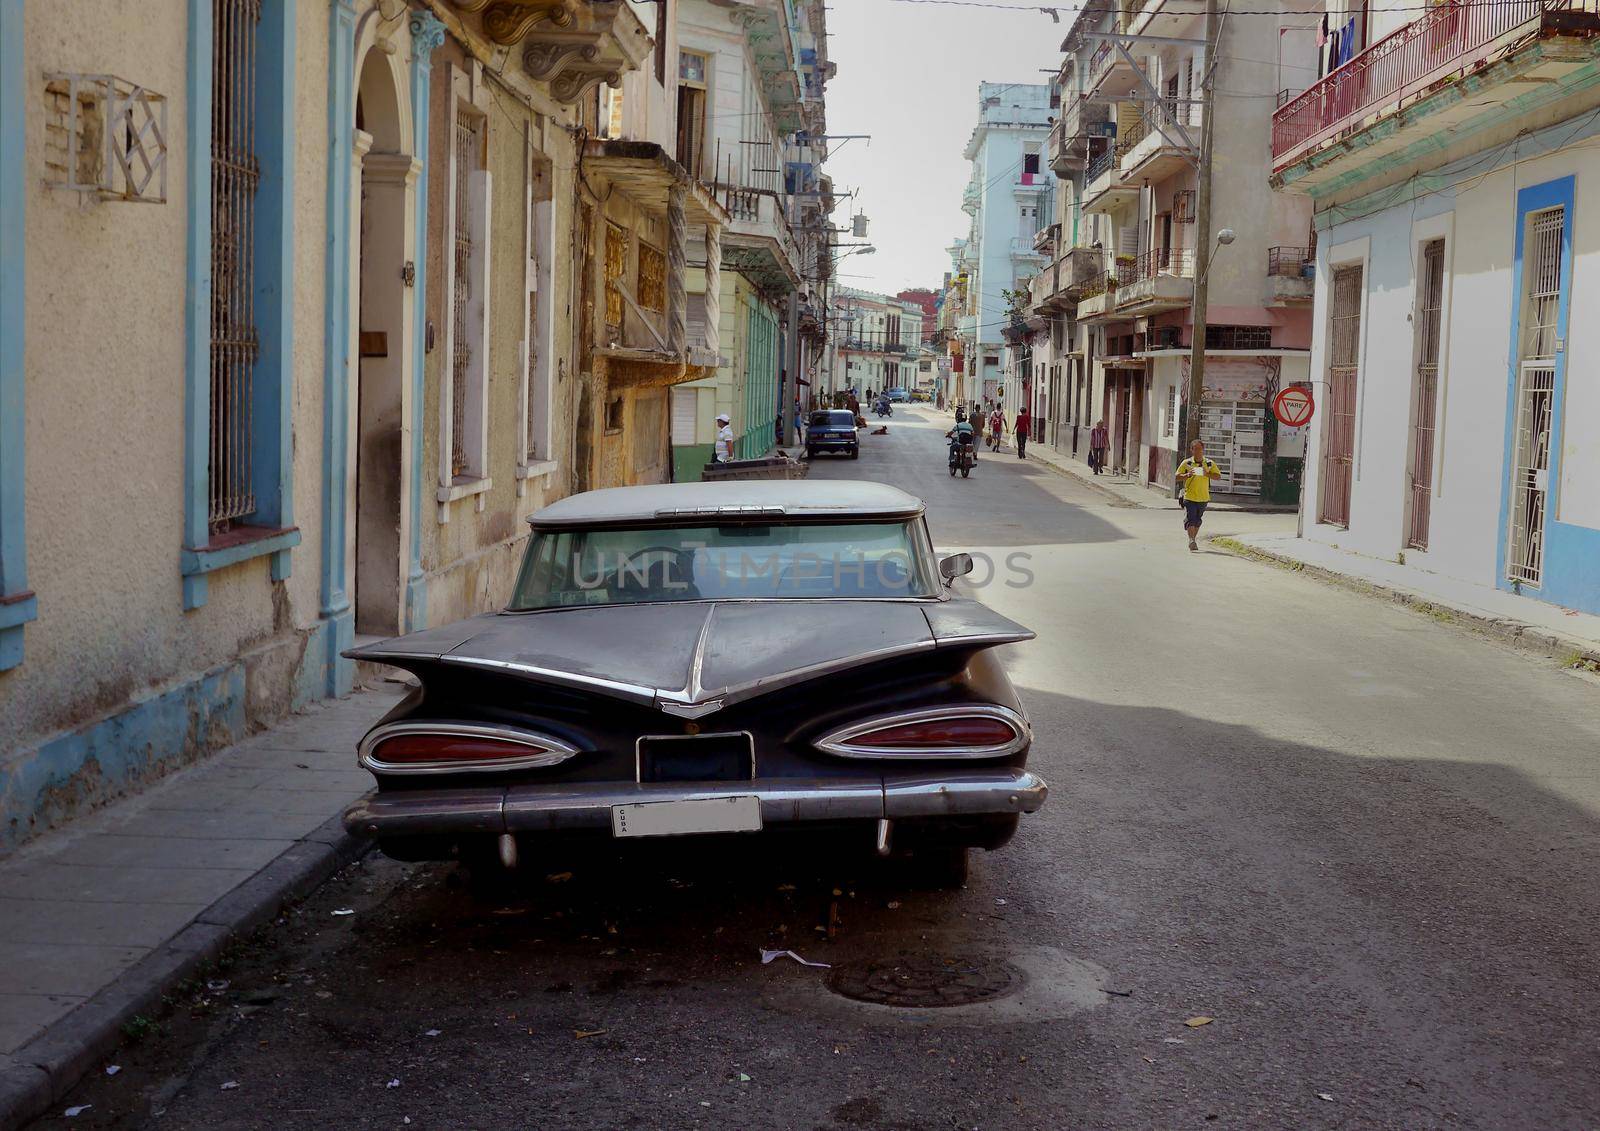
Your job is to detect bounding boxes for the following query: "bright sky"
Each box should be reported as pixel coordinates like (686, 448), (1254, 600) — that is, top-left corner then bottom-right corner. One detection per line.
(824, 0), (1067, 296)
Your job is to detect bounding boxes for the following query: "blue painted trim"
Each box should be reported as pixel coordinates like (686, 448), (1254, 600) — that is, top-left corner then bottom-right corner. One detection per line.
(0, 591), (37, 632)
(322, 1), (357, 627)
(1497, 175), (1584, 607)
(253, 1), (297, 581)
(181, 0), (214, 612)
(405, 12), (445, 633)
(181, 527), (301, 576)
(0, 0), (31, 669)
(2, 662), (246, 853)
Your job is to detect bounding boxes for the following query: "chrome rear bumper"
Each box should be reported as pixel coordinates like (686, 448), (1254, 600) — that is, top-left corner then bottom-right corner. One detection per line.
(343, 770), (1048, 839)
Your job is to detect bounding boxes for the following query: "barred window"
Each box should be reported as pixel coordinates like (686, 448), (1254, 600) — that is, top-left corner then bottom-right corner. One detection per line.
(443, 69), (491, 487)
(210, 0), (261, 532)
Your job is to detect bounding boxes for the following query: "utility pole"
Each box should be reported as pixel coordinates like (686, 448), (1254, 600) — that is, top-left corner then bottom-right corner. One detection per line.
(1185, 0), (1217, 446)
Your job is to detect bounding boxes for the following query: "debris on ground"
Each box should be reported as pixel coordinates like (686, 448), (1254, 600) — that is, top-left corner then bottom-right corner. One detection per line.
(1317, 1093), (1335, 1102)
(387, 1079), (401, 1089)
(1183, 1016), (1214, 1028)
(331, 908), (355, 917)
(104, 1065), (121, 1076)
(574, 1028), (608, 1039)
(220, 1081), (239, 1091)
(760, 948), (831, 968)
(64, 1106), (92, 1118)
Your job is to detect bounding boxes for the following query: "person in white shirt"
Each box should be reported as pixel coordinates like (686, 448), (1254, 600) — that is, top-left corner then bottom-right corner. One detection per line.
(714, 412), (734, 463)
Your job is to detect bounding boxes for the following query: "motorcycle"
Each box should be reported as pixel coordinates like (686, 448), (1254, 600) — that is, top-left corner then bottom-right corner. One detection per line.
(948, 434), (975, 478)
(873, 400), (892, 418)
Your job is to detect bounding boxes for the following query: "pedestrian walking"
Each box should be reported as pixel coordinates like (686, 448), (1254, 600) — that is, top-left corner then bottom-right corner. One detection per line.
(714, 412), (734, 464)
(970, 405), (985, 460)
(988, 407), (1005, 452)
(1089, 419), (1108, 475)
(1014, 406), (1030, 459)
(1175, 438), (1221, 551)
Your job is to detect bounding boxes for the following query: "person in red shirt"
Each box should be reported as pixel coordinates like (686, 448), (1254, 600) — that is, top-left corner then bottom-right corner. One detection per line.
(1014, 407), (1030, 459)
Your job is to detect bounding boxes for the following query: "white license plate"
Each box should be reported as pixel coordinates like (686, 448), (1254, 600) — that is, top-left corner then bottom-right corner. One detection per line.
(610, 795), (763, 839)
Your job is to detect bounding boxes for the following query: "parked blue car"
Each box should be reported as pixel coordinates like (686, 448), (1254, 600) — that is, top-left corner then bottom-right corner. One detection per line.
(885, 387), (910, 403)
(805, 409), (860, 460)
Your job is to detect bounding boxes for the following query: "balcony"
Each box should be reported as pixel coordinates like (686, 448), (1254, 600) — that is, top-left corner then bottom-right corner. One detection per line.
(1013, 171), (1052, 198)
(1086, 39), (1145, 99)
(719, 183), (802, 291)
(1119, 108), (1198, 183)
(1063, 246), (1105, 297)
(1048, 118), (1083, 174)
(1266, 245), (1315, 304)
(1010, 237), (1049, 264)
(1114, 247), (1195, 315)
(1075, 271), (1119, 323)
(1083, 140), (1139, 214)
(1034, 222), (1059, 256)
(1272, 0), (1600, 188)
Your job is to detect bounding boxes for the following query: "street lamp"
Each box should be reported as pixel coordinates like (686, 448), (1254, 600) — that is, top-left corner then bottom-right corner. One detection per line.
(1197, 228), (1234, 285)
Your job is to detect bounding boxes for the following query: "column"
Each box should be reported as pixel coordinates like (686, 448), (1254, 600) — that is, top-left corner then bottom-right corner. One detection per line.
(667, 183), (688, 356)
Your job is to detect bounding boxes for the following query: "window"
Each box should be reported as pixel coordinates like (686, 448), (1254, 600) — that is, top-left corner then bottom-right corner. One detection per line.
(1407, 239), (1445, 550)
(605, 223), (627, 331)
(1507, 208), (1563, 585)
(443, 69), (491, 486)
(638, 242), (666, 312)
(1321, 265), (1363, 527)
(676, 51), (708, 176)
(1022, 151), (1040, 177)
(209, 0), (260, 532)
(598, 82), (624, 140)
(1165, 385), (1177, 438)
(605, 395), (625, 433)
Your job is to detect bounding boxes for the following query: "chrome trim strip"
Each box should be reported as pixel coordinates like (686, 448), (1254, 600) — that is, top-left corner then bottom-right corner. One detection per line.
(503, 778), (889, 830)
(883, 770), (1048, 817)
(343, 771), (1049, 839)
(653, 637), (941, 712)
(358, 722), (582, 776)
(814, 704), (1032, 760)
(343, 787), (508, 836)
(439, 655), (660, 704)
(632, 730), (757, 784)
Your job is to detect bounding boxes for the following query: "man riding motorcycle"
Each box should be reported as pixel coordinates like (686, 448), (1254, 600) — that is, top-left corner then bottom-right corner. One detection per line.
(946, 419), (975, 474)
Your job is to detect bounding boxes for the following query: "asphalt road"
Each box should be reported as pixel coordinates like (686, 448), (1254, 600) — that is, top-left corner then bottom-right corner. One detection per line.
(40, 407), (1600, 1130)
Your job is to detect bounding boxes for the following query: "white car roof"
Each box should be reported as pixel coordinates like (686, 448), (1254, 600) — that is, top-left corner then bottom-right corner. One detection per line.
(529, 480), (924, 528)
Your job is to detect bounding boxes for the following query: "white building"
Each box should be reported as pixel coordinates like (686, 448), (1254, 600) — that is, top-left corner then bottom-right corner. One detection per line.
(1274, 0), (1600, 618)
(950, 82), (1055, 412)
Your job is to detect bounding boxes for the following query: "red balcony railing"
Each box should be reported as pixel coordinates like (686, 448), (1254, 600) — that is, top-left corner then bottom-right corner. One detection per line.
(1272, 0), (1564, 160)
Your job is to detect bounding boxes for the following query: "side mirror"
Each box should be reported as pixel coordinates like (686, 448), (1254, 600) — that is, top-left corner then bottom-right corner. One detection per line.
(939, 553), (974, 585)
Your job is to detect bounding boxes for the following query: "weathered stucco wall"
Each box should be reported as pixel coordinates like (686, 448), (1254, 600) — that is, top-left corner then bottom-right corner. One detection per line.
(0, 0), (334, 850)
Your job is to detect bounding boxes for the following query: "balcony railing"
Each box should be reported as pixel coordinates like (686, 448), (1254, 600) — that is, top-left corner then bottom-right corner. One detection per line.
(1080, 270), (1118, 300)
(1131, 246), (1197, 280)
(1267, 246), (1315, 277)
(1272, 0), (1567, 159)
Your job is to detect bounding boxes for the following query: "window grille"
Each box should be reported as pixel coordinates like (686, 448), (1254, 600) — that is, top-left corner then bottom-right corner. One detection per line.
(605, 223), (627, 330)
(1407, 239), (1445, 550)
(1320, 265), (1362, 527)
(1507, 208), (1563, 585)
(638, 242), (666, 312)
(1164, 384), (1176, 438)
(526, 290), (539, 459)
(209, 0), (261, 532)
(451, 106), (483, 478)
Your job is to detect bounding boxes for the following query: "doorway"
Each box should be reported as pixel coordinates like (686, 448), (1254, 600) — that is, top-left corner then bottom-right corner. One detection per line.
(354, 52), (412, 637)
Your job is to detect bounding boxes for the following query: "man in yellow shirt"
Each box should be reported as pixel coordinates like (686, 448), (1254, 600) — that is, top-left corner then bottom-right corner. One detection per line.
(1175, 438), (1221, 552)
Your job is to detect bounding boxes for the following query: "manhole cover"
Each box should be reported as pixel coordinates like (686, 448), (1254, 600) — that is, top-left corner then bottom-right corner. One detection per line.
(826, 956), (1024, 1008)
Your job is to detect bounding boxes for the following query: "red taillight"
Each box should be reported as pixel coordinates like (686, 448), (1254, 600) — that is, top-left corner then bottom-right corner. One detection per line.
(369, 733), (549, 765)
(816, 708), (1029, 759)
(359, 726), (577, 773)
(847, 717), (1018, 750)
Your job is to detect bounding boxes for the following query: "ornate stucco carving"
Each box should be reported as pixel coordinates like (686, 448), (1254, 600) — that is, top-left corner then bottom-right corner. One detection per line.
(483, 2), (572, 46)
(521, 40), (600, 82)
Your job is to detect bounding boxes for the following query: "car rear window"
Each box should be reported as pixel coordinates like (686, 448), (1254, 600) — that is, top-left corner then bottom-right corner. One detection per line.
(809, 410), (855, 427)
(509, 521), (937, 609)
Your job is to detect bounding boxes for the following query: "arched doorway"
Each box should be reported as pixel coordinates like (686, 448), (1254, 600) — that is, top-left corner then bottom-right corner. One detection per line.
(352, 47), (415, 637)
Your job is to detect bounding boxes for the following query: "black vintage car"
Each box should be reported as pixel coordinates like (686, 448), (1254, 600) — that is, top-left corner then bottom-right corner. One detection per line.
(343, 481), (1045, 886)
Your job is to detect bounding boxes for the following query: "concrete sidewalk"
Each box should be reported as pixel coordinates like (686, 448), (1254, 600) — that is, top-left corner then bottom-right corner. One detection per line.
(0, 687), (400, 1127)
(1221, 530), (1600, 660)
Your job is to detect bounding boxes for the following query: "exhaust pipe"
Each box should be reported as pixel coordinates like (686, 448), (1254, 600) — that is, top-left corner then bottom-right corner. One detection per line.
(497, 833), (518, 870)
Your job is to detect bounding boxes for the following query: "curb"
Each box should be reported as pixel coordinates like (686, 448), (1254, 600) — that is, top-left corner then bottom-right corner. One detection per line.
(1211, 536), (1600, 664)
(0, 813), (372, 1130)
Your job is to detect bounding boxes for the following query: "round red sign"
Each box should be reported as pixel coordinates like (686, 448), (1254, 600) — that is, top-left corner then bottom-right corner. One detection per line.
(1273, 386), (1315, 428)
